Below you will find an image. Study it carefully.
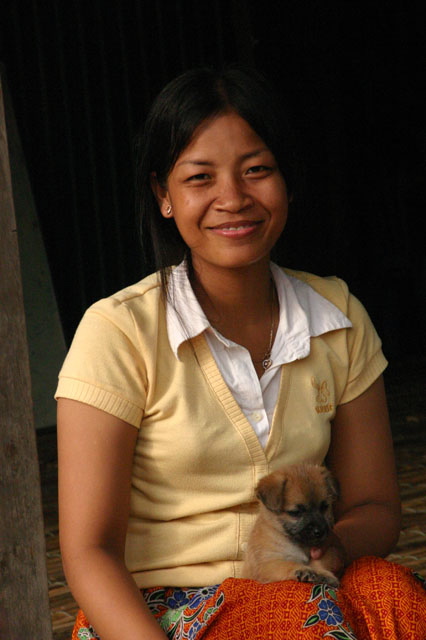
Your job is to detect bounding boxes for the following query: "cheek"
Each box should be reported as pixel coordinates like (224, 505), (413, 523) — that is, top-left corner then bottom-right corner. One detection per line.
(282, 519), (305, 539)
(171, 215), (203, 251)
(276, 208), (288, 232)
(171, 192), (206, 224)
(270, 185), (289, 224)
(271, 202), (288, 239)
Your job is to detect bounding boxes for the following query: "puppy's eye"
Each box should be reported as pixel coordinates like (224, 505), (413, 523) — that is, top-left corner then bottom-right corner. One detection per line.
(286, 505), (306, 518)
(319, 501), (329, 513)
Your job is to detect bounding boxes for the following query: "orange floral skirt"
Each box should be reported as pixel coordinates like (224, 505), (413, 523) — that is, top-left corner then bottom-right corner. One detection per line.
(72, 557), (426, 640)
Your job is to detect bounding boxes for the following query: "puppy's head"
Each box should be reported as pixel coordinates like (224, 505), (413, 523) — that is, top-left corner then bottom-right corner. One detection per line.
(256, 464), (339, 548)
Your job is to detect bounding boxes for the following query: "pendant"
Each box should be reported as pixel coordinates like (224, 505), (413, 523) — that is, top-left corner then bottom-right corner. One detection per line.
(262, 357), (272, 370)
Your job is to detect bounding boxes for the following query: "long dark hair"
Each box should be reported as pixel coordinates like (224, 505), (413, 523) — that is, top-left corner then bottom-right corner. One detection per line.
(136, 66), (298, 288)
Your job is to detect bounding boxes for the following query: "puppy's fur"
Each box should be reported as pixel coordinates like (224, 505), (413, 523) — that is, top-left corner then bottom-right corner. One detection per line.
(242, 463), (340, 586)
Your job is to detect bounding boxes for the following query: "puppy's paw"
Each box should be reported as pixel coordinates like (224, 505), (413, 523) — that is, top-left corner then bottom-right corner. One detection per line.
(318, 572), (340, 588)
(295, 568), (339, 587)
(295, 568), (322, 583)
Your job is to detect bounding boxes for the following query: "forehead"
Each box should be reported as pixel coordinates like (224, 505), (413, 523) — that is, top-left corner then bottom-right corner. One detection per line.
(287, 471), (327, 504)
(177, 111), (269, 160)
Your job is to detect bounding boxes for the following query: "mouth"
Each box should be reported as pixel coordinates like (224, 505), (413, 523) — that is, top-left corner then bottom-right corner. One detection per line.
(207, 220), (262, 237)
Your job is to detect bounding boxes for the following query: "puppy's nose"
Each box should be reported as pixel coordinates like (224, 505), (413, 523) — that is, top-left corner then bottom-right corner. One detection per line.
(307, 524), (326, 540)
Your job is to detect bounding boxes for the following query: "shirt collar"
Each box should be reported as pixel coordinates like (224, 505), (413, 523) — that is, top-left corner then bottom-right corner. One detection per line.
(166, 262), (210, 357)
(166, 261), (352, 363)
(268, 262), (352, 363)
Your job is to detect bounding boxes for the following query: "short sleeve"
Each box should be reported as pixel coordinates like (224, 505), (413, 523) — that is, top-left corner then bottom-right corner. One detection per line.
(338, 288), (388, 405)
(55, 301), (148, 428)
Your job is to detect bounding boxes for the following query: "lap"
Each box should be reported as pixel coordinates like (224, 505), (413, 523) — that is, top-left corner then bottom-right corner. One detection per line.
(72, 558), (426, 640)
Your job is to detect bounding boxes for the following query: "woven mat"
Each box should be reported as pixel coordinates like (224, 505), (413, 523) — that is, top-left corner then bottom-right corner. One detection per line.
(387, 441), (426, 574)
(385, 357), (426, 573)
(38, 357), (426, 640)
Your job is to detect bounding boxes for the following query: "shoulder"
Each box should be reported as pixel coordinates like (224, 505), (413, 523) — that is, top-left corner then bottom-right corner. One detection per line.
(57, 274), (164, 426)
(281, 268), (350, 312)
(66, 272), (165, 355)
(279, 267), (377, 336)
(60, 271), (164, 382)
(91, 271), (161, 310)
(86, 271), (163, 328)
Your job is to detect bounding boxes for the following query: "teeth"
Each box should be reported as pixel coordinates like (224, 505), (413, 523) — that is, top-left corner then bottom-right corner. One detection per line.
(221, 225), (251, 230)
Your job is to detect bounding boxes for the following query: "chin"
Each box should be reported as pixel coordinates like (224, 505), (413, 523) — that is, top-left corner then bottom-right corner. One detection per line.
(193, 250), (272, 274)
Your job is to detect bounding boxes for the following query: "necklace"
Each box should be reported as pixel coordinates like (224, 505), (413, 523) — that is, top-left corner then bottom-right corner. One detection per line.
(254, 283), (277, 371)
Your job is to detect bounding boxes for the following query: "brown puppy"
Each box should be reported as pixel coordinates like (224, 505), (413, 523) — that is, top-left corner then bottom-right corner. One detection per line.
(242, 463), (340, 586)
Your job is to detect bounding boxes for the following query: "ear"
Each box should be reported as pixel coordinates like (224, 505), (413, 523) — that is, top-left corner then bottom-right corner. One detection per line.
(150, 172), (173, 218)
(256, 473), (287, 514)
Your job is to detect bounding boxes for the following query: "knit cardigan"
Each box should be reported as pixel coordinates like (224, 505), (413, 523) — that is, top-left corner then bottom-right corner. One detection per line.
(55, 268), (387, 588)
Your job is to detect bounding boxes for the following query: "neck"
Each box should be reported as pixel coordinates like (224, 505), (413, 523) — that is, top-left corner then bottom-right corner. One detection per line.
(189, 257), (273, 324)
(189, 256), (279, 378)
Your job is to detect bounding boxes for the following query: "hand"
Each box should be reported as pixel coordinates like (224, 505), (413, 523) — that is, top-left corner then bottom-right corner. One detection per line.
(310, 531), (348, 577)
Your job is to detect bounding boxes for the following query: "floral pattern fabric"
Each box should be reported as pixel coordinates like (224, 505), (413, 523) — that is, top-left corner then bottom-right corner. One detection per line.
(303, 583), (357, 639)
(144, 585), (224, 639)
(72, 557), (426, 640)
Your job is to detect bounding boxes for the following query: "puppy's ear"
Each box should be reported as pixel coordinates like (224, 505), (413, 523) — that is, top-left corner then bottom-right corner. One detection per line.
(256, 474), (287, 513)
(322, 468), (340, 502)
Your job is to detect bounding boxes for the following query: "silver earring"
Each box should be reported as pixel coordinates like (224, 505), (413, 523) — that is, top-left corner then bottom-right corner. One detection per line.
(165, 205), (172, 216)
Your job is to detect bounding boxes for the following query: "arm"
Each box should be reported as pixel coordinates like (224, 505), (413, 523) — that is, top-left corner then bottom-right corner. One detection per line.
(57, 398), (168, 640)
(312, 375), (401, 572)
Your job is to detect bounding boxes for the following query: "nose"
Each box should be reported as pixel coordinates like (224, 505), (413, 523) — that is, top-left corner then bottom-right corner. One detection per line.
(214, 176), (252, 213)
(305, 523), (327, 541)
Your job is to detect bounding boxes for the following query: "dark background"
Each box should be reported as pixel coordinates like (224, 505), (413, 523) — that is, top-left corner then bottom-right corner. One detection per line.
(1, 1), (425, 357)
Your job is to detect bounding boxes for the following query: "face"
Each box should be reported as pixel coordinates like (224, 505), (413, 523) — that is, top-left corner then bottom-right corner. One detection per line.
(152, 111), (289, 276)
(257, 465), (337, 548)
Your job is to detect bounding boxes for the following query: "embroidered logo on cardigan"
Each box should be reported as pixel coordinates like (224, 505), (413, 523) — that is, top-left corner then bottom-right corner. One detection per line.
(311, 377), (334, 414)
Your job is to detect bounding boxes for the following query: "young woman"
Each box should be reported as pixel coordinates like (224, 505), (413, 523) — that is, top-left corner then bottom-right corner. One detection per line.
(56, 67), (426, 640)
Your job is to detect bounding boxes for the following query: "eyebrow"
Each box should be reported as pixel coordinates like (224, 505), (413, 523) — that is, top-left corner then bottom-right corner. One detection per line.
(175, 147), (270, 167)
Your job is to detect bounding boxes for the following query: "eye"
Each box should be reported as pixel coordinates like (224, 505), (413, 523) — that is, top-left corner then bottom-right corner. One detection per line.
(319, 501), (329, 513)
(186, 173), (210, 182)
(246, 165), (271, 175)
(286, 505), (306, 518)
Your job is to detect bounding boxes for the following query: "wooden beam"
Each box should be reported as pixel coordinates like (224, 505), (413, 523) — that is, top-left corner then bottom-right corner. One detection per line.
(0, 67), (53, 639)
(2, 66), (67, 430)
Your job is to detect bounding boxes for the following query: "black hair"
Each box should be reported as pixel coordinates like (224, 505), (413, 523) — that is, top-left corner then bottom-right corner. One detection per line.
(136, 66), (299, 287)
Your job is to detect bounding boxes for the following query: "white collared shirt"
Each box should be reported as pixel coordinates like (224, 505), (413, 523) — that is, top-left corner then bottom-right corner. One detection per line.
(166, 262), (352, 448)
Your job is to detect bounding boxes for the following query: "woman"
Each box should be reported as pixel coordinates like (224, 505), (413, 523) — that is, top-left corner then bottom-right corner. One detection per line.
(56, 67), (425, 640)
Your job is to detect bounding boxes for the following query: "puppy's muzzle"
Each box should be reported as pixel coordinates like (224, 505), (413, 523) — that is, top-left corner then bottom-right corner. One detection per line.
(304, 522), (328, 543)
(288, 515), (330, 546)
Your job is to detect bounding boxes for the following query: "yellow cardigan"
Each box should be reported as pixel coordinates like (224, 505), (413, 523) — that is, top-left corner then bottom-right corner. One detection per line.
(55, 268), (387, 588)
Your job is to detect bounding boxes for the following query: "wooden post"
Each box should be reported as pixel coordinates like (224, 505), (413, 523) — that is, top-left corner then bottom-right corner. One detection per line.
(2, 65), (66, 431)
(0, 69), (53, 639)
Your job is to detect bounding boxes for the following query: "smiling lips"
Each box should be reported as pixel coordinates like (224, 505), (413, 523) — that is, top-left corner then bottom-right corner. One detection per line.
(207, 220), (262, 237)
